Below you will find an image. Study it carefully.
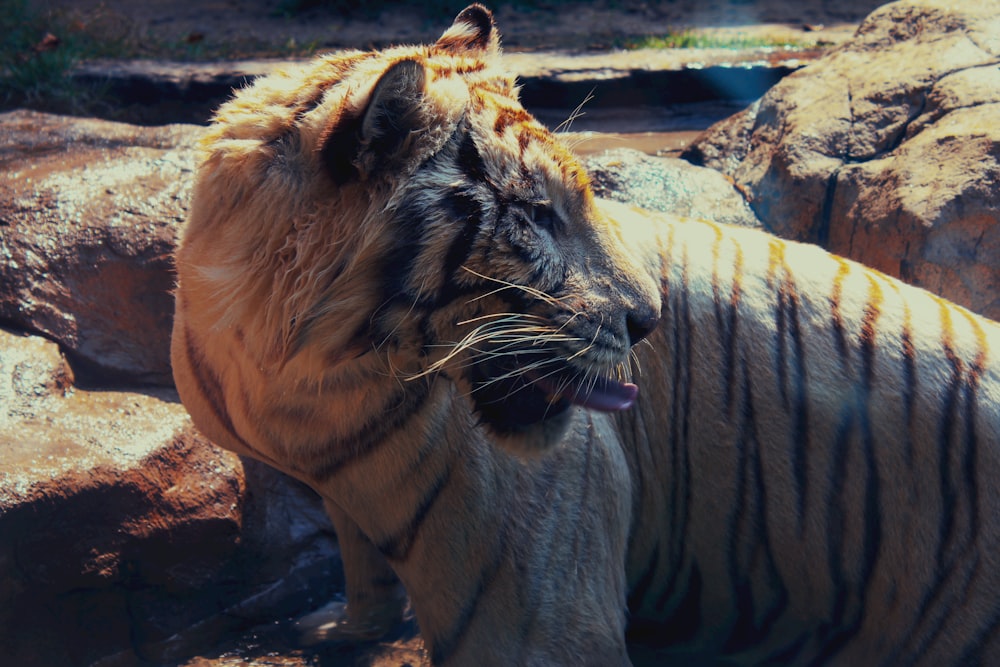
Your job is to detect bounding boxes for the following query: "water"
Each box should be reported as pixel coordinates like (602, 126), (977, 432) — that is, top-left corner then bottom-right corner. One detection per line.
(533, 100), (747, 157)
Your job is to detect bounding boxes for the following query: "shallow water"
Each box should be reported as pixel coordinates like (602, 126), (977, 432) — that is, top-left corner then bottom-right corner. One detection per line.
(535, 100), (745, 156)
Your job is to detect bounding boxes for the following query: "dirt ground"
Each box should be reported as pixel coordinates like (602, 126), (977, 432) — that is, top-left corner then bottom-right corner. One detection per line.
(37, 0), (886, 56)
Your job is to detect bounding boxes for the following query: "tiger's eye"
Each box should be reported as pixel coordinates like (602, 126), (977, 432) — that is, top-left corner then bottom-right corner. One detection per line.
(530, 202), (557, 228)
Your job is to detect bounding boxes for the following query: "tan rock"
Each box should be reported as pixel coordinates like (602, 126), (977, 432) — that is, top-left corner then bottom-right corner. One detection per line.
(0, 326), (244, 665)
(685, 0), (1000, 319)
(0, 110), (202, 385)
(0, 327), (339, 665)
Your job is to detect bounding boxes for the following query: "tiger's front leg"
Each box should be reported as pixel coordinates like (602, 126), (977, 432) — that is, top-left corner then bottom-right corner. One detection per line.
(296, 499), (406, 644)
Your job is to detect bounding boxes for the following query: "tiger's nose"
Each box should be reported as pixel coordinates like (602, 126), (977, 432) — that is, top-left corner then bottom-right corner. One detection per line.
(626, 310), (660, 346)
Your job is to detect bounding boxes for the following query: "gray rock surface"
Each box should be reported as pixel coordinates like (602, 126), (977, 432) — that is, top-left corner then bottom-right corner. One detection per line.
(585, 148), (762, 229)
(684, 0), (1000, 319)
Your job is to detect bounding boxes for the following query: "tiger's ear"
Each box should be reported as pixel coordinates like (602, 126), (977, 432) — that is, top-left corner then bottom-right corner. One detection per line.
(321, 58), (426, 183)
(435, 4), (501, 56)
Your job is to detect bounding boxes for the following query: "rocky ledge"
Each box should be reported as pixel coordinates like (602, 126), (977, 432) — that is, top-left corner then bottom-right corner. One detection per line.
(71, 48), (810, 126)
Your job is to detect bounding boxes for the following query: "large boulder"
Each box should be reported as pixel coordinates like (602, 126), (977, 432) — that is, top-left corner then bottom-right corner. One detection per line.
(0, 327), (341, 667)
(684, 0), (1000, 319)
(0, 327), (240, 666)
(0, 110), (201, 385)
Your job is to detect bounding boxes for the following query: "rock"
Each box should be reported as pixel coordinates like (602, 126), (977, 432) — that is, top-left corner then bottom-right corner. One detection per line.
(679, 99), (760, 178)
(70, 53), (807, 125)
(683, 0), (1000, 319)
(585, 148), (762, 229)
(0, 110), (203, 385)
(0, 327), (241, 666)
(0, 327), (340, 666)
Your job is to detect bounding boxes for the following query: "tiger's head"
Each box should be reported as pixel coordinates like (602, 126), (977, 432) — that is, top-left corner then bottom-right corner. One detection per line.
(187, 4), (661, 454)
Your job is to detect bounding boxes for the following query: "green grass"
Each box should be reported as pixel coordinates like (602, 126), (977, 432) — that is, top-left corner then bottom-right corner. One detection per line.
(625, 29), (817, 51)
(0, 0), (325, 113)
(0, 0), (131, 112)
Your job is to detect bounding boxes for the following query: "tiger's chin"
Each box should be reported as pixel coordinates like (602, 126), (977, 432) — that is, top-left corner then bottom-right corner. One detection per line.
(465, 357), (639, 456)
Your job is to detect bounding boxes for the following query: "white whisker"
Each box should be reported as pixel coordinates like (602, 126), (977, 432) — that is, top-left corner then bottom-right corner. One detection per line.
(554, 88), (595, 134)
(460, 265), (578, 312)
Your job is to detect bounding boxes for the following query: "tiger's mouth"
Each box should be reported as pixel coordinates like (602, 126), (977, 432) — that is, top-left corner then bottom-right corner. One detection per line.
(468, 353), (638, 432)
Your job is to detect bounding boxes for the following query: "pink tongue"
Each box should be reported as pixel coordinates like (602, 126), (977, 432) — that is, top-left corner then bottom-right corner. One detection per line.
(535, 375), (639, 412)
(572, 379), (639, 412)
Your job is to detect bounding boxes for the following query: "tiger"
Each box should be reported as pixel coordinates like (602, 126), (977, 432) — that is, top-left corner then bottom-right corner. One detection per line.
(170, 4), (1000, 665)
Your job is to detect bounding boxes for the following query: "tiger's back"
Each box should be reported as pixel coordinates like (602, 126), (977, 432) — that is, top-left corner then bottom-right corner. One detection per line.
(617, 202), (1000, 664)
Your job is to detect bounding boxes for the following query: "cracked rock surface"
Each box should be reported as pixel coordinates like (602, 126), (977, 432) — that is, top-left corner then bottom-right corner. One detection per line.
(0, 111), (200, 384)
(685, 0), (1000, 319)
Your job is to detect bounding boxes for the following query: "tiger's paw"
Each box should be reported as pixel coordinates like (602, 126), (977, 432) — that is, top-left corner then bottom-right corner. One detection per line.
(294, 598), (404, 645)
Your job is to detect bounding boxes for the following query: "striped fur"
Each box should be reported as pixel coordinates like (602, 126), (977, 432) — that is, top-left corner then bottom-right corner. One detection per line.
(171, 5), (1000, 665)
(613, 200), (1000, 665)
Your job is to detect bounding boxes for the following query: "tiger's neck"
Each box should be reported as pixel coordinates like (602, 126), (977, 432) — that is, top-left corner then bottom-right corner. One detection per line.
(289, 358), (634, 664)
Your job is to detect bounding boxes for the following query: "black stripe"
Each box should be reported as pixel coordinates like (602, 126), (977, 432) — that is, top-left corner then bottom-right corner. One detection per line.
(183, 325), (270, 463)
(626, 544), (661, 613)
(660, 564), (703, 644)
(765, 259), (810, 535)
(724, 356), (789, 653)
(785, 278), (810, 536)
(429, 519), (510, 664)
(761, 632), (811, 665)
(711, 250), (739, 413)
(441, 191), (484, 284)
(904, 554), (980, 665)
(657, 254), (693, 613)
(905, 343), (984, 660)
(961, 356), (982, 568)
(458, 132), (487, 182)
(633, 564), (703, 647)
(312, 379), (432, 480)
(377, 460), (454, 561)
(830, 264), (851, 364)
(815, 409), (853, 663)
(899, 342), (963, 656)
(854, 284), (883, 656)
(934, 345), (963, 587)
(956, 595), (1000, 665)
(900, 314), (917, 466)
(378, 207), (427, 315)
(725, 357), (753, 648)
(745, 358), (790, 646)
(775, 277), (789, 408)
(812, 390), (880, 665)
